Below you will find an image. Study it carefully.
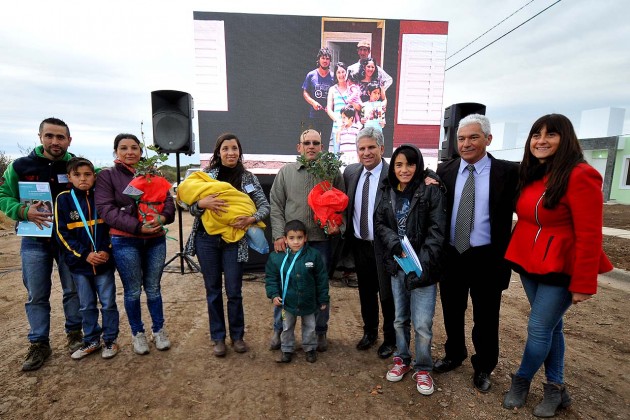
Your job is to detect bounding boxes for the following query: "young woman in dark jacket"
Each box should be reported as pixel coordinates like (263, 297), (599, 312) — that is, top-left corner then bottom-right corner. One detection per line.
(374, 144), (446, 396)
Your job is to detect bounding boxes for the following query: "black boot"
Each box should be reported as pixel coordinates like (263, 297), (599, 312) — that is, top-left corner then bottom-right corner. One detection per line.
(277, 352), (293, 363)
(503, 374), (531, 409)
(533, 382), (572, 418)
(269, 330), (281, 350)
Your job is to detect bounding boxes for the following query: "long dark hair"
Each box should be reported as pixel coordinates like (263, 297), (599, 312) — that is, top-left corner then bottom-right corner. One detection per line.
(208, 132), (245, 189)
(517, 114), (585, 208)
(359, 58), (379, 81)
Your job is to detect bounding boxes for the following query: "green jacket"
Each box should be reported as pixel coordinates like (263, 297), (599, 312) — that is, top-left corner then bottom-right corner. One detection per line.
(265, 244), (329, 316)
(0, 146), (73, 221)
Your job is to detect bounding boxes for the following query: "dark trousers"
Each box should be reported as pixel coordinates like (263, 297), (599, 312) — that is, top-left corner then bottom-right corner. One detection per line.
(439, 245), (503, 374)
(195, 232), (245, 342)
(352, 238), (395, 344)
(308, 114), (332, 148)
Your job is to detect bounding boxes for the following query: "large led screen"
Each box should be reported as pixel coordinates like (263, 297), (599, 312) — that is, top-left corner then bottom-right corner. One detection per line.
(193, 12), (448, 161)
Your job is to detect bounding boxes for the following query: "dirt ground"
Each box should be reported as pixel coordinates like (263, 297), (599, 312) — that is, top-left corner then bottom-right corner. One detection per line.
(603, 203), (630, 271)
(0, 207), (629, 420)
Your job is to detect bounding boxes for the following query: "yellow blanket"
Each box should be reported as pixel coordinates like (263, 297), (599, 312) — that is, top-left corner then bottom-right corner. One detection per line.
(176, 171), (265, 243)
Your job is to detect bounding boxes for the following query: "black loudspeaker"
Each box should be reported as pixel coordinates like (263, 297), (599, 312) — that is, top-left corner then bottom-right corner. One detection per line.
(438, 102), (486, 161)
(151, 90), (195, 155)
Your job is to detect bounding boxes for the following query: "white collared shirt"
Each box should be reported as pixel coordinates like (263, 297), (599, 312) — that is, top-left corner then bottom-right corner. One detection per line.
(450, 154), (492, 247)
(353, 160), (383, 241)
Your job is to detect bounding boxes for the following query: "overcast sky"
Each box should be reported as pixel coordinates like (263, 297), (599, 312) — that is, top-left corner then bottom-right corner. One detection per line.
(0, 0), (628, 167)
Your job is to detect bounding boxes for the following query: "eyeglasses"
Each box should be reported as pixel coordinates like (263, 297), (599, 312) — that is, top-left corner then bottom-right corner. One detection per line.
(301, 141), (321, 146)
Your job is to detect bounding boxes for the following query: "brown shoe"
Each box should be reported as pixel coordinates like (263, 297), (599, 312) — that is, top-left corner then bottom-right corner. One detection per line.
(66, 330), (84, 353)
(213, 340), (226, 357)
(232, 339), (248, 353)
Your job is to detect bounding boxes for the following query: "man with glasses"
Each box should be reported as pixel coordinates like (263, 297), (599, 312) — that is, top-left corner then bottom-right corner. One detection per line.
(269, 129), (345, 352)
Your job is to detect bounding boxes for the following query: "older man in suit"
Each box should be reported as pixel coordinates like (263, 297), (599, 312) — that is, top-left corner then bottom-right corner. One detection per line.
(434, 114), (519, 392)
(343, 127), (396, 358)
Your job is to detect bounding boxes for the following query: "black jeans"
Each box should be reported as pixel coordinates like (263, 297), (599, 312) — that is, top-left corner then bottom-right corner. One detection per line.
(195, 231), (245, 341)
(439, 245), (503, 374)
(352, 238), (395, 344)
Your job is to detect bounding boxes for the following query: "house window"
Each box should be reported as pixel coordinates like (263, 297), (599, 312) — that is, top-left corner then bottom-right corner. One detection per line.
(397, 34), (447, 125)
(621, 155), (630, 189)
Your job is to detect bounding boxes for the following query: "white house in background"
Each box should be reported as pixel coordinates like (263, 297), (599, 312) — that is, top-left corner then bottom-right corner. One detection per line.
(485, 107), (630, 204)
(579, 107), (626, 138)
(577, 107), (628, 204)
(610, 136), (630, 204)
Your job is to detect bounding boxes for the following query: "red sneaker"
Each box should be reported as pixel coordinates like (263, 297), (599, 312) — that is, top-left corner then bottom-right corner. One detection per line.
(413, 370), (435, 395)
(386, 356), (411, 382)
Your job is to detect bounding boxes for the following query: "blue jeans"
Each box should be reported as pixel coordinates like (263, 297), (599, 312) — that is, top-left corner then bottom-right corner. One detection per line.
(111, 235), (166, 335)
(281, 311), (316, 353)
(515, 274), (573, 384)
(195, 231), (245, 341)
(391, 270), (436, 371)
(273, 240), (331, 334)
(21, 238), (81, 343)
(72, 270), (119, 344)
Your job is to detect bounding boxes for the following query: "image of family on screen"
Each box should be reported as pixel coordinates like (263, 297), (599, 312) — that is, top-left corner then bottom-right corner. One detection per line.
(301, 41), (392, 166)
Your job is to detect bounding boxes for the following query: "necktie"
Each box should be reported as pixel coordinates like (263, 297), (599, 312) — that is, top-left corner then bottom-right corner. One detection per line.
(360, 171), (371, 239)
(454, 164), (475, 254)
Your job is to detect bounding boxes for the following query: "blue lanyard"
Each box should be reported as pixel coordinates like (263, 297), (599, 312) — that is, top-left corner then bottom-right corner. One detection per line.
(70, 190), (97, 250)
(280, 248), (302, 307)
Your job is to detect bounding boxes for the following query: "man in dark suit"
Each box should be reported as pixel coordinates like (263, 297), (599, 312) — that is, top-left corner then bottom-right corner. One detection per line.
(343, 127), (396, 358)
(434, 114), (519, 392)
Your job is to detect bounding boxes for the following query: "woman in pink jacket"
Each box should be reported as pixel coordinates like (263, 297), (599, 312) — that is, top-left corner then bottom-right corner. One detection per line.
(503, 114), (612, 417)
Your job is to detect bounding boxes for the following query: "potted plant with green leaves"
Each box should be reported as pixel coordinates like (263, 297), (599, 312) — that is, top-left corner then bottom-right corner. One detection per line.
(121, 124), (171, 226)
(297, 151), (349, 234)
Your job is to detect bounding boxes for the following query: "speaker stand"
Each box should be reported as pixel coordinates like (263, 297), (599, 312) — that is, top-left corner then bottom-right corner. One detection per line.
(163, 153), (201, 274)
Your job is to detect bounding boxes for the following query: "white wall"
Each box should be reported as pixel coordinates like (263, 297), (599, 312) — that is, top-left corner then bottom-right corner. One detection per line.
(579, 107), (626, 138)
(488, 122), (518, 150)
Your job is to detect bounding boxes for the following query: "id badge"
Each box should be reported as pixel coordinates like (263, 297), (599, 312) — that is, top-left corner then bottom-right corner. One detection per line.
(57, 174), (69, 183)
(281, 308), (286, 320)
(244, 184), (255, 193)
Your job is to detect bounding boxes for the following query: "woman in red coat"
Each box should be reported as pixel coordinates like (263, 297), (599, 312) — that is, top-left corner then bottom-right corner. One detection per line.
(502, 114), (612, 417)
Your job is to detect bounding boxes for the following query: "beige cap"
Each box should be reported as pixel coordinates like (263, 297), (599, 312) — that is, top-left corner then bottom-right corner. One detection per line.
(357, 40), (371, 48)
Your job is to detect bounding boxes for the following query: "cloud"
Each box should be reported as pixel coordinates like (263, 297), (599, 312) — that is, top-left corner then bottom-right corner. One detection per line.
(0, 0), (628, 167)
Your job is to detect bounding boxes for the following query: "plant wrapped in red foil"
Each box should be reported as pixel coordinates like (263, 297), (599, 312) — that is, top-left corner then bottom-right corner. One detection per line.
(298, 151), (348, 235)
(122, 142), (170, 225)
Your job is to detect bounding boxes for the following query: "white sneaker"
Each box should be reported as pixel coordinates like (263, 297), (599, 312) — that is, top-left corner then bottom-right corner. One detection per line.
(132, 332), (150, 355)
(152, 328), (171, 351)
(71, 341), (101, 360)
(101, 342), (120, 359)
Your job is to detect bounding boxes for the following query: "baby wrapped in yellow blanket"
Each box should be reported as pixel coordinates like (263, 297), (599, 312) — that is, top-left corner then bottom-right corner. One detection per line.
(176, 171), (266, 244)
